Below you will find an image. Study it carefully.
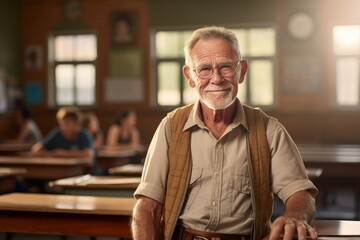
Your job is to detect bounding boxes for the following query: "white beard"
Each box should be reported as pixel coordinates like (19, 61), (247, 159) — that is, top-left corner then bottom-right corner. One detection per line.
(201, 90), (236, 110)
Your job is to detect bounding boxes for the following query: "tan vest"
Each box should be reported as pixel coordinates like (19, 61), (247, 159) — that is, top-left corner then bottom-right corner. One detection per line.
(162, 104), (273, 240)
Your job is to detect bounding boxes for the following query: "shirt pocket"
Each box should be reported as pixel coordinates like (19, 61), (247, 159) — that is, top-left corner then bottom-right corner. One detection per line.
(184, 168), (202, 210)
(228, 175), (252, 218)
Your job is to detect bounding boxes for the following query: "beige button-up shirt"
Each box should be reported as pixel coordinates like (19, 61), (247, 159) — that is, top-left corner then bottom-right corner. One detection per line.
(134, 99), (317, 235)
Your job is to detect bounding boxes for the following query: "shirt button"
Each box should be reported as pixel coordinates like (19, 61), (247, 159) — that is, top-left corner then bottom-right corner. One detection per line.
(212, 201), (217, 206)
(214, 172), (218, 177)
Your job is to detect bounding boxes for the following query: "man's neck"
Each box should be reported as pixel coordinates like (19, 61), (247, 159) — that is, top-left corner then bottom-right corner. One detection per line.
(199, 101), (237, 125)
(199, 101), (237, 139)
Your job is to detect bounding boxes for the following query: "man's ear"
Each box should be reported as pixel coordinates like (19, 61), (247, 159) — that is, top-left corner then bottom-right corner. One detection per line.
(183, 65), (196, 88)
(238, 59), (248, 84)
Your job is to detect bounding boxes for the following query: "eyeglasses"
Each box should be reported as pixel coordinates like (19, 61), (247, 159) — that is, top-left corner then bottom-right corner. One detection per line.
(192, 61), (240, 80)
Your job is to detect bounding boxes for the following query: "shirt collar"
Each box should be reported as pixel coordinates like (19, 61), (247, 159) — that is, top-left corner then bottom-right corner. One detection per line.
(183, 98), (249, 133)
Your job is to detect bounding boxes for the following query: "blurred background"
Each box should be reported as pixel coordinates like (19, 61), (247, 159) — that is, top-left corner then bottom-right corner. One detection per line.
(1, 0), (360, 145)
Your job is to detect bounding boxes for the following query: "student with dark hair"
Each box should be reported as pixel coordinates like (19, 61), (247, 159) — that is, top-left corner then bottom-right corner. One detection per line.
(83, 112), (104, 149)
(106, 109), (141, 151)
(15, 107), (42, 143)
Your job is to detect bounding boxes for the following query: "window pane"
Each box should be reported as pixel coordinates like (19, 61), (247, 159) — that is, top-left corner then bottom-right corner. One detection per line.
(156, 31), (191, 58)
(231, 29), (247, 57)
(55, 36), (74, 61)
(183, 76), (198, 104)
(75, 35), (97, 61)
(56, 64), (74, 105)
(237, 78), (247, 103)
(336, 58), (359, 105)
(75, 64), (95, 105)
(333, 25), (360, 55)
(157, 62), (180, 106)
(250, 60), (273, 105)
(248, 28), (275, 56)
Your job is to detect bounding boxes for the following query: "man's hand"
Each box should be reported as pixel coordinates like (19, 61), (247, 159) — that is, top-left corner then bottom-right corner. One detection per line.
(269, 190), (317, 240)
(269, 215), (317, 240)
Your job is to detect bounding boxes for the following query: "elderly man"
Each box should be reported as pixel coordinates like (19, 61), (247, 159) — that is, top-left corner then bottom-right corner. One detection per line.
(132, 26), (318, 240)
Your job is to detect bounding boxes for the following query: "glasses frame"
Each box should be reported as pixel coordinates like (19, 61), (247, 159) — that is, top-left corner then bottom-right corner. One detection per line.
(191, 60), (240, 80)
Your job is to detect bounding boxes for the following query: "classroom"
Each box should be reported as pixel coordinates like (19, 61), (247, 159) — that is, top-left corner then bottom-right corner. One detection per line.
(1, 0), (360, 239)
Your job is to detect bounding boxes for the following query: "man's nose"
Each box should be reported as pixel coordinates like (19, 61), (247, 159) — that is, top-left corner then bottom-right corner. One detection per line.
(210, 68), (224, 84)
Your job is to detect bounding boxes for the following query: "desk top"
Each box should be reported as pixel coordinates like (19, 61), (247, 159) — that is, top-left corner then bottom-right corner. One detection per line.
(0, 167), (26, 178)
(298, 144), (360, 163)
(0, 193), (135, 216)
(49, 175), (141, 189)
(0, 142), (34, 153)
(108, 164), (143, 176)
(97, 146), (138, 158)
(314, 220), (360, 236)
(0, 193), (358, 238)
(0, 156), (91, 166)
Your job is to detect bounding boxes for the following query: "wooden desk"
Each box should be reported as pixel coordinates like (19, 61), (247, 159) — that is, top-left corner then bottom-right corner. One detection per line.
(0, 142), (33, 156)
(0, 156), (90, 180)
(299, 144), (360, 183)
(314, 220), (360, 237)
(298, 144), (360, 219)
(49, 175), (140, 197)
(96, 147), (136, 169)
(0, 167), (26, 192)
(0, 193), (357, 239)
(108, 163), (143, 176)
(0, 193), (135, 238)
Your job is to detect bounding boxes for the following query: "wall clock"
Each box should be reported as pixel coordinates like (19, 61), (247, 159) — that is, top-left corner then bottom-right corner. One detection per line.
(287, 12), (315, 40)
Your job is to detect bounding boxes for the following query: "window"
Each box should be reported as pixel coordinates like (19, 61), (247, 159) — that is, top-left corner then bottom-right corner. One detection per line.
(153, 27), (276, 107)
(49, 34), (97, 106)
(333, 25), (360, 107)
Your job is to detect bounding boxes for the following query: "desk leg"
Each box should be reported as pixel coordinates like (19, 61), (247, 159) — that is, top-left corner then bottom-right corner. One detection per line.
(5, 233), (12, 240)
(356, 184), (360, 220)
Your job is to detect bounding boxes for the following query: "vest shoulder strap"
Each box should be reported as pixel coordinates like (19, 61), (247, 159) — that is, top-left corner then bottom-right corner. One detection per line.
(163, 104), (194, 240)
(243, 105), (273, 239)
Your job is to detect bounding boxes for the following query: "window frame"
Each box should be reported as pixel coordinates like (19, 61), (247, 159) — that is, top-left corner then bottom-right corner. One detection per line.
(331, 24), (360, 110)
(150, 25), (277, 109)
(48, 30), (98, 108)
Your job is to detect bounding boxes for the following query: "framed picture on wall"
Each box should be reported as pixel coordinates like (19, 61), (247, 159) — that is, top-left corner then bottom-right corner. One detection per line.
(111, 10), (138, 46)
(24, 45), (43, 70)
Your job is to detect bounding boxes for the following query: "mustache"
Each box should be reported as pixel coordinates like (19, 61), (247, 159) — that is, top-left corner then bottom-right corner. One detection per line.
(204, 84), (232, 92)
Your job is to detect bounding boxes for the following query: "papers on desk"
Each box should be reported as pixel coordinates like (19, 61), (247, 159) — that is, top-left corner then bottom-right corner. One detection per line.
(72, 175), (141, 186)
(0, 167), (27, 175)
(108, 164), (143, 175)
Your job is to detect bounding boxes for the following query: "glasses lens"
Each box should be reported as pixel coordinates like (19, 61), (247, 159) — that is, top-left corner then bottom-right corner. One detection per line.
(195, 66), (212, 79)
(194, 62), (238, 79)
(219, 64), (236, 77)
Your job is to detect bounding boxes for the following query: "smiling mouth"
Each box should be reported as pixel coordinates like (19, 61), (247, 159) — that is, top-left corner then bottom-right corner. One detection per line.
(206, 88), (230, 92)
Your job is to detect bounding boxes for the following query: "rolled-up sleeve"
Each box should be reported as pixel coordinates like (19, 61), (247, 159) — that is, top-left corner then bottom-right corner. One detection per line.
(134, 117), (170, 204)
(267, 118), (318, 203)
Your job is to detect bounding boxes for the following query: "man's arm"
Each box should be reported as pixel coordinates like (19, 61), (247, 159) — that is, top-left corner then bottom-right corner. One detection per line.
(31, 142), (49, 156)
(131, 196), (163, 240)
(269, 190), (317, 240)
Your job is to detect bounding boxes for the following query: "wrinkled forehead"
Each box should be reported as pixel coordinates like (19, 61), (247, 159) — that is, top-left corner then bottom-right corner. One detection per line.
(190, 39), (239, 65)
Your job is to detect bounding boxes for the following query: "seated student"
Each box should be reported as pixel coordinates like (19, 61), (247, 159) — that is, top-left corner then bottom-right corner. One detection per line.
(15, 107), (42, 143)
(83, 112), (104, 149)
(106, 109), (141, 151)
(32, 107), (93, 163)
(83, 112), (106, 175)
